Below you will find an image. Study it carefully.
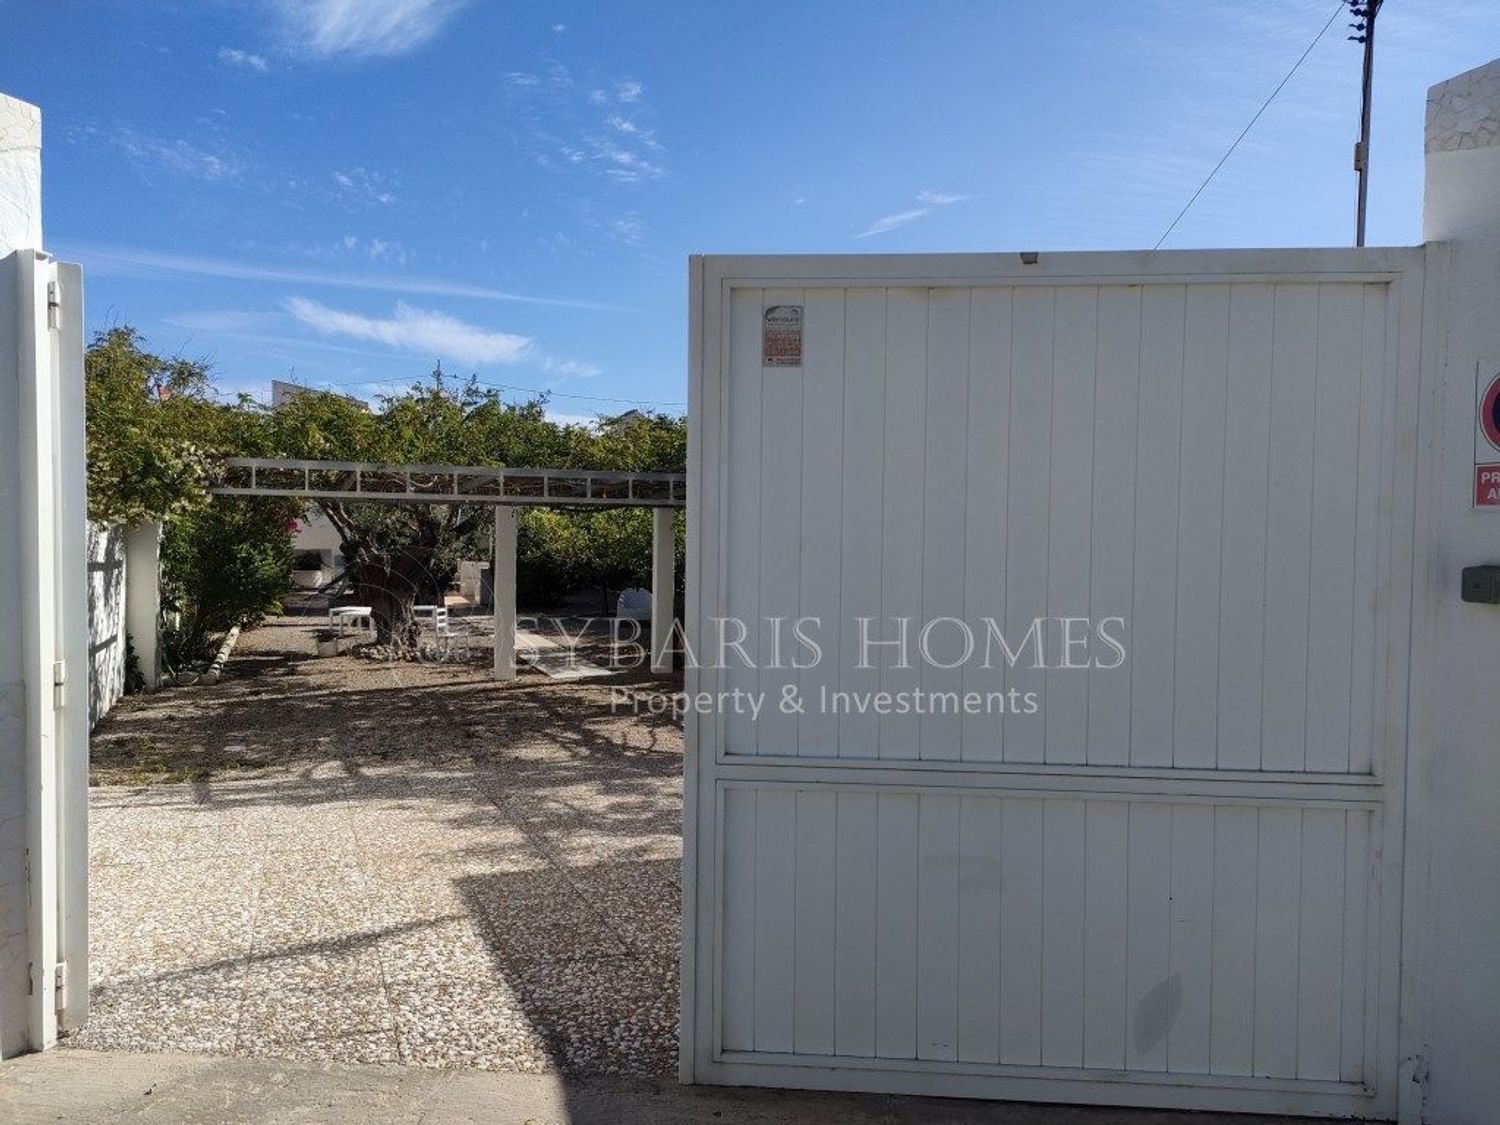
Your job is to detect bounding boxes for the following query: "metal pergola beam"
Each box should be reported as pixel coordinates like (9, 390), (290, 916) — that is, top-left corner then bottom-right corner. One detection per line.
(208, 457), (686, 509)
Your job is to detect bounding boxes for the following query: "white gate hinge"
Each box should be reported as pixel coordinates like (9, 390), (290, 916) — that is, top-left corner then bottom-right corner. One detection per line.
(53, 659), (66, 710)
(54, 961), (68, 1007)
(46, 281), (60, 330)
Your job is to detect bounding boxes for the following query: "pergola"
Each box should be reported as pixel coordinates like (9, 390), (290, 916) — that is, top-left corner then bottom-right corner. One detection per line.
(210, 457), (685, 678)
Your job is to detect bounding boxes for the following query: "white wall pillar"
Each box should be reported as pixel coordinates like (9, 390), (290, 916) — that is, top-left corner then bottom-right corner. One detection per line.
(0, 92), (44, 1060)
(123, 522), (161, 691)
(1409, 57), (1500, 1125)
(650, 507), (676, 674)
(491, 507), (517, 681)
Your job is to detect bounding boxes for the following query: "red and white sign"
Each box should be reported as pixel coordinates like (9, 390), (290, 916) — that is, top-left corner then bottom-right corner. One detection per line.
(1475, 369), (1500, 508)
(1477, 465), (1500, 507)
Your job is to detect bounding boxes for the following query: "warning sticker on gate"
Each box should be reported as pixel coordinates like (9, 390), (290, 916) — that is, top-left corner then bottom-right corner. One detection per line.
(762, 304), (803, 368)
(1476, 465), (1500, 507)
(1476, 365), (1500, 508)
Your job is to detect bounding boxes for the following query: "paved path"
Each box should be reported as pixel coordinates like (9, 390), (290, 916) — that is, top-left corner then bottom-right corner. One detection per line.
(2, 1049), (1316, 1125)
(77, 617), (683, 1074)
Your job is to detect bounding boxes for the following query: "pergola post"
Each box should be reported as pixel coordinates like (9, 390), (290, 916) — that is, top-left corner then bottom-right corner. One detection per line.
(123, 521), (161, 691)
(650, 507), (675, 674)
(492, 507), (517, 681)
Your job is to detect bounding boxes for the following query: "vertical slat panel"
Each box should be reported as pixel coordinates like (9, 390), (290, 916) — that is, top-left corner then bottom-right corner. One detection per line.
(1349, 285), (1387, 774)
(917, 794), (961, 1058)
(879, 290), (929, 760)
(833, 791), (878, 1055)
(721, 787), (757, 1050)
(1129, 286), (1185, 766)
(1083, 801), (1129, 1070)
(1306, 284), (1365, 773)
(1216, 284), (1275, 770)
(957, 796), (1002, 1062)
(1254, 807), (1302, 1077)
(1340, 811), (1370, 1082)
(1002, 289), (1054, 763)
(797, 289), (846, 756)
(1261, 284), (1318, 770)
(1168, 805), (1215, 1074)
(838, 291), (888, 759)
(1209, 804), (1259, 1075)
(1087, 288), (1140, 766)
(998, 798), (1044, 1064)
(757, 288), (806, 757)
(1296, 808), (1346, 1079)
(723, 289), (764, 754)
(875, 792), (919, 1057)
(793, 790), (837, 1054)
(1040, 800), (1087, 1066)
(1173, 285), (1230, 768)
(919, 290), (971, 761)
(1125, 802), (1172, 1072)
(961, 291), (1012, 761)
(1045, 289), (1097, 765)
(753, 789), (796, 1051)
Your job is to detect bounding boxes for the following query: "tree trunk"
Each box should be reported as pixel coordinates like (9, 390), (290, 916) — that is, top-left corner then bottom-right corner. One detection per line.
(346, 545), (441, 648)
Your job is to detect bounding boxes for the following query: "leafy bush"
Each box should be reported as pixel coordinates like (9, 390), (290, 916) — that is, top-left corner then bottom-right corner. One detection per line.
(159, 497), (300, 669)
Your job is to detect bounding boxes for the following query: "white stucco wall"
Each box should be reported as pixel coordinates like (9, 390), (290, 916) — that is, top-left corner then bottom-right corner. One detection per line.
(1415, 57), (1500, 1125)
(87, 523), (127, 726)
(0, 91), (43, 1059)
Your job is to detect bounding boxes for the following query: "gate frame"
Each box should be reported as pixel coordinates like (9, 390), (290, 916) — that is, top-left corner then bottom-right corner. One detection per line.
(683, 246), (1433, 1120)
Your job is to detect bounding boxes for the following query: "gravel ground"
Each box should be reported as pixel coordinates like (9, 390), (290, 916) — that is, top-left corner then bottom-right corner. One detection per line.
(74, 614), (684, 1076)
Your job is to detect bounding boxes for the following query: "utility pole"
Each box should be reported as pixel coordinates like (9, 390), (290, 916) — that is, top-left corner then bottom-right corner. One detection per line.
(1349, 0), (1382, 246)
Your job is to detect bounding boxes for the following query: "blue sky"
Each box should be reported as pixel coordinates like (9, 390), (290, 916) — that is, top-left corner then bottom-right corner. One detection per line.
(1, 0), (1496, 421)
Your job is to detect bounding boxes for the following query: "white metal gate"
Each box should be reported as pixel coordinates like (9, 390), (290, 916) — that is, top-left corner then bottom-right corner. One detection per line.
(684, 250), (1423, 1118)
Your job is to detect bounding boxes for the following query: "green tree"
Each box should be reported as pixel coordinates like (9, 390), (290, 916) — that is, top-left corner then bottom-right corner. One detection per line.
(85, 327), (219, 524)
(160, 497), (301, 669)
(267, 374), (571, 643)
(85, 327), (295, 669)
(267, 376), (687, 640)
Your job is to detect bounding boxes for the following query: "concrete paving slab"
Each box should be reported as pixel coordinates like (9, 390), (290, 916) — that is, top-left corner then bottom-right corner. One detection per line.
(0, 1049), (1331, 1125)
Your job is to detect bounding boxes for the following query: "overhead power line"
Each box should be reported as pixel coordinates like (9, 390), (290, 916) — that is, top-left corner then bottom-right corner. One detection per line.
(1153, 1), (1346, 250)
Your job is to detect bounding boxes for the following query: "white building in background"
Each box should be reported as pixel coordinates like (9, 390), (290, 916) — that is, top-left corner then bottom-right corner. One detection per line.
(270, 378), (367, 410)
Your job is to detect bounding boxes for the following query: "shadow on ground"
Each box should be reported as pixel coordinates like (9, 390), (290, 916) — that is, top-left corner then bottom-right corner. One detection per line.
(74, 614), (685, 1076)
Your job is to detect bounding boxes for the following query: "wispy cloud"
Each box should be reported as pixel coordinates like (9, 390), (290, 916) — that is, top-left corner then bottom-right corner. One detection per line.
(218, 47), (268, 71)
(607, 215), (645, 245)
(273, 0), (466, 58)
(331, 167), (396, 205)
(542, 357), (603, 379)
(285, 298), (533, 365)
(858, 208), (931, 238)
(857, 190), (973, 238)
(57, 242), (621, 311)
(916, 190), (972, 206)
(164, 309), (278, 333)
(511, 69), (668, 186)
(113, 129), (242, 181)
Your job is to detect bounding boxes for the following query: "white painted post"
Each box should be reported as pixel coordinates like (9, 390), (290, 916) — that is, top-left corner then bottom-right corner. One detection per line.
(492, 507), (517, 681)
(124, 522), (161, 691)
(52, 262), (88, 1032)
(1406, 57), (1500, 1125)
(0, 92), (46, 1059)
(651, 507), (676, 674)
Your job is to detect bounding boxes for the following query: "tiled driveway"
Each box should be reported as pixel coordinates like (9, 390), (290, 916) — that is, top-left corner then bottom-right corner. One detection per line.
(73, 618), (683, 1075)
